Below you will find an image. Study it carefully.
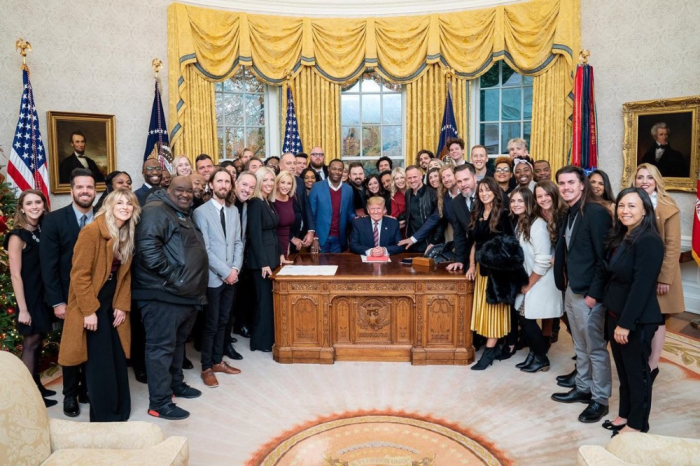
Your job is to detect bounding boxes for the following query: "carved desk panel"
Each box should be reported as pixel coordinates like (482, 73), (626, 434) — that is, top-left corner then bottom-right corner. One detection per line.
(272, 254), (474, 365)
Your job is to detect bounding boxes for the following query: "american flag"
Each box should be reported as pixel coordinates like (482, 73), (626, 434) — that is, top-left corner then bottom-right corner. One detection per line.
(282, 87), (303, 154)
(7, 69), (50, 205)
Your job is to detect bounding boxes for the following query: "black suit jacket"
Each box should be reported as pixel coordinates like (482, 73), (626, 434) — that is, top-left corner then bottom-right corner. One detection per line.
(448, 193), (472, 264)
(590, 231), (664, 330)
(349, 216), (403, 255)
(59, 153), (105, 183)
(40, 204), (82, 306)
(553, 202), (612, 295)
(246, 197), (281, 270)
(640, 144), (688, 178)
(294, 176), (309, 236)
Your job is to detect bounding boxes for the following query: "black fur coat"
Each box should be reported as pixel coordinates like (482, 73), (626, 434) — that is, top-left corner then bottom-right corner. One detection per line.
(476, 235), (529, 305)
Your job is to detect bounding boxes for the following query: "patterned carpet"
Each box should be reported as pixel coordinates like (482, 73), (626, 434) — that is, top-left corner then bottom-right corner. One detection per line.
(44, 329), (700, 465)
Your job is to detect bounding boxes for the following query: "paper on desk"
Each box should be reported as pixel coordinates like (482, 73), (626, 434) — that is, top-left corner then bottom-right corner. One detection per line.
(360, 255), (391, 263)
(276, 265), (338, 276)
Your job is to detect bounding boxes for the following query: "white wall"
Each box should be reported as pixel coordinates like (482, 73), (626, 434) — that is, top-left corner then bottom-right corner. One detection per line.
(0, 0), (171, 210)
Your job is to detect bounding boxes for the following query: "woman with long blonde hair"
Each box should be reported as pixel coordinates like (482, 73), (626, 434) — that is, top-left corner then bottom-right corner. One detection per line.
(58, 189), (141, 422)
(174, 155), (193, 176)
(633, 163), (684, 383)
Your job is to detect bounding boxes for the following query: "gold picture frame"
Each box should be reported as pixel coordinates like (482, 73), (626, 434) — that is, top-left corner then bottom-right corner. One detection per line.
(47, 111), (115, 194)
(622, 95), (700, 192)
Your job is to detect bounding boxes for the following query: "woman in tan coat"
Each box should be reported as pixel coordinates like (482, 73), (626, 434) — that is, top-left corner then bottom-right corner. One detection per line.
(58, 189), (140, 422)
(634, 164), (685, 382)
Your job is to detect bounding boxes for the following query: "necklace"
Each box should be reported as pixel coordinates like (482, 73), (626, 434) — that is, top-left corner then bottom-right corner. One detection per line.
(27, 224), (41, 243)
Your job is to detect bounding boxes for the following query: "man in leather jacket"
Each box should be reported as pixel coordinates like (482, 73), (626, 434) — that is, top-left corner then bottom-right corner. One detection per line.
(133, 176), (209, 421)
(402, 165), (442, 253)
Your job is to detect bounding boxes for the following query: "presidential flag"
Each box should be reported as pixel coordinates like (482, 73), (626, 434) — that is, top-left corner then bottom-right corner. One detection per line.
(144, 79), (172, 172)
(7, 69), (50, 205)
(282, 87), (303, 155)
(436, 83), (458, 159)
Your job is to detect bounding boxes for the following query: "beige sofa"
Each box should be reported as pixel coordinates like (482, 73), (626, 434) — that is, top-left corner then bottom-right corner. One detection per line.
(578, 432), (700, 465)
(0, 351), (188, 465)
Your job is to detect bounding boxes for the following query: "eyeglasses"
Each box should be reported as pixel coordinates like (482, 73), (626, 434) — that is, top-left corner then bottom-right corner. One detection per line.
(495, 167), (511, 173)
(310, 152), (325, 157)
(145, 166), (162, 172)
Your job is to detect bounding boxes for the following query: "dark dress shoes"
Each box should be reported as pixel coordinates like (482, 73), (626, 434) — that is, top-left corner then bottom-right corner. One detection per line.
(520, 354), (550, 373)
(78, 392), (90, 404)
(551, 388), (592, 404)
(579, 401), (609, 423)
(225, 344), (243, 360)
(557, 368), (577, 388)
(135, 371), (148, 384)
(557, 367), (577, 381)
(63, 396), (80, 417)
(182, 356), (194, 370)
(235, 326), (252, 338)
(43, 397), (58, 408)
(515, 352), (535, 369)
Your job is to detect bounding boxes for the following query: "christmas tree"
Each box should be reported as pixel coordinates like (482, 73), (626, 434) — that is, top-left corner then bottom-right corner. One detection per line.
(0, 149), (60, 372)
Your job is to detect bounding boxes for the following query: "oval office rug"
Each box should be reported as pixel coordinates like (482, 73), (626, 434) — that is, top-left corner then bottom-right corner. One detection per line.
(249, 410), (506, 465)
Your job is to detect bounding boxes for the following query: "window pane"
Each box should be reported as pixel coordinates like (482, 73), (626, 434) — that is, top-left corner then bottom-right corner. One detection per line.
(501, 123), (521, 154)
(244, 69), (263, 93)
(344, 81), (360, 93)
(480, 64), (499, 88)
(502, 63), (522, 87)
(215, 95), (224, 126)
(382, 94), (401, 125)
(362, 95), (381, 124)
(227, 127), (244, 157)
(480, 89), (499, 121)
(246, 127), (265, 157)
(523, 75), (533, 85)
(245, 94), (265, 126)
(523, 122), (531, 148)
(217, 126), (225, 159)
(362, 126), (381, 157)
(382, 126), (402, 158)
(523, 86), (533, 119)
(391, 158), (405, 168)
(501, 88), (521, 121)
(224, 94), (243, 126)
(223, 74), (244, 93)
(342, 126), (361, 157)
(341, 94), (360, 125)
(362, 78), (381, 93)
(480, 123), (499, 155)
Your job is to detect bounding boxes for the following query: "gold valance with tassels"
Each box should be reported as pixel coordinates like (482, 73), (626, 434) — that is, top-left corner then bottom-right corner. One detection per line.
(168, 0), (580, 169)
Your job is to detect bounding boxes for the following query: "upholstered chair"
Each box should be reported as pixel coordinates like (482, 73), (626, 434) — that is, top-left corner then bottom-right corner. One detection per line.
(0, 351), (189, 465)
(578, 432), (700, 465)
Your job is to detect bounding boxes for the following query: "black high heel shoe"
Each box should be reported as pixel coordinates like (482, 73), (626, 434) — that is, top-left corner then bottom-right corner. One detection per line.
(472, 347), (498, 370)
(499, 344), (516, 361)
(602, 420), (626, 431)
(516, 352), (534, 369)
(520, 354), (550, 373)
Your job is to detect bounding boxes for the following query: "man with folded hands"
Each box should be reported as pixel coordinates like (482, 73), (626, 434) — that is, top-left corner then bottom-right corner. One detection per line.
(349, 196), (402, 257)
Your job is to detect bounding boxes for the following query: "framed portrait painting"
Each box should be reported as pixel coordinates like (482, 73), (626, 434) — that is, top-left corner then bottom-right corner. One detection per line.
(47, 111), (115, 194)
(622, 95), (700, 192)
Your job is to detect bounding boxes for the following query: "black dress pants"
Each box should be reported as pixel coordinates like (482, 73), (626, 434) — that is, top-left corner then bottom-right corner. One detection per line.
(250, 270), (274, 351)
(519, 315), (547, 357)
(129, 300), (146, 375)
(201, 283), (236, 370)
(85, 277), (130, 422)
(62, 364), (87, 399)
(139, 300), (197, 410)
(607, 314), (657, 432)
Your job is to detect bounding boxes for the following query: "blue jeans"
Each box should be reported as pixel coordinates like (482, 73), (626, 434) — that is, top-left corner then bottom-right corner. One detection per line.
(321, 236), (342, 253)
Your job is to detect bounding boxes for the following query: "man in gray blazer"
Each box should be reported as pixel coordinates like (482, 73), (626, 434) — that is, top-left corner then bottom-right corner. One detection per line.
(193, 168), (245, 389)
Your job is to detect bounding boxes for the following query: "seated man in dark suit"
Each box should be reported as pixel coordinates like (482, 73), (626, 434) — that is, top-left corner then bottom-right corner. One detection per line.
(350, 196), (402, 256)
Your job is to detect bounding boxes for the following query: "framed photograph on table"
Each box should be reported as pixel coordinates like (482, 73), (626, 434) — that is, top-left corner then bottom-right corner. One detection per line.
(622, 95), (700, 192)
(47, 111), (115, 194)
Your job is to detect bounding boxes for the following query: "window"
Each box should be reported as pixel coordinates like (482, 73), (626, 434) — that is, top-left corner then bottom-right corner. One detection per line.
(478, 62), (533, 156)
(215, 66), (267, 160)
(341, 72), (403, 171)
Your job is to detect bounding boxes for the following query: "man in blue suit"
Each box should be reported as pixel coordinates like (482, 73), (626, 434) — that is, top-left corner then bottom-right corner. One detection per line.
(134, 158), (163, 207)
(350, 196), (402, 256)
(307, 158), (355, 253)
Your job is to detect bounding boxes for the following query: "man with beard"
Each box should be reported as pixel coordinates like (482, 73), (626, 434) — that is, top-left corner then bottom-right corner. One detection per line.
(58, 131), (106, 183)
(396, 165), (439, 253)
(226, 172), (257, 344)
(534, 160), (552, 181)
(41, 168), (96, 417)
(309, 146), (328, 180)
(193, 169), (244, 388)
(239, 148), (254, 167)
(133, 176), (209, 421)
(348, 162), (366, 217)
(245, 157), (263, 173)
(189, 173), (207, 209)
(134, 158), (163, 207)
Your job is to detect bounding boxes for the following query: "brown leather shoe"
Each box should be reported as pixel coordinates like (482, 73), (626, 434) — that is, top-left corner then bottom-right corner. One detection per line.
(201, 369), (219, 388)
(212, 361), (241, 375)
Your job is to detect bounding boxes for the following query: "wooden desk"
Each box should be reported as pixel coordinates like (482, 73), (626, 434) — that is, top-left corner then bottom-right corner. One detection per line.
(271, 254), (474, 365)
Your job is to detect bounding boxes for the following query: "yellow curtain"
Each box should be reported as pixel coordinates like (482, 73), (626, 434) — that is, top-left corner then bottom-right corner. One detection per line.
(170, 65), (217, 163)
(406, 66), (469, 163)
(530, 55), (575, 174)
(168, 0), (580, 154)
(282, 68), (341, 163)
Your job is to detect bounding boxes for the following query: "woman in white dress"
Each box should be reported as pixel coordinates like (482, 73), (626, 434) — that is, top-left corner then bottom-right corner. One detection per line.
(510, 187), (563, 373)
